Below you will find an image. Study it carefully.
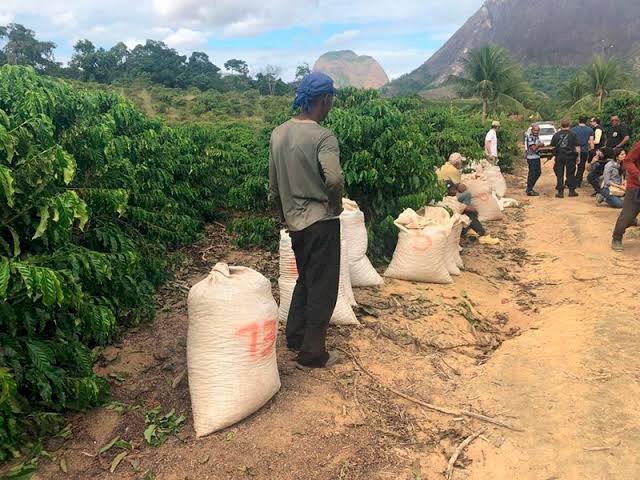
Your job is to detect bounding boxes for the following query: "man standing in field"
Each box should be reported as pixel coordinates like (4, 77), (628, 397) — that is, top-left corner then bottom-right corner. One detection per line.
(525, 124), (544, 196)
(550, 119), (581, 198)
(485, 121), (500, 164)
(269, 72), (344, 370)
(606, 115), (631, 150)
(571, 115), (594, 187)
(612, 141), (640, 251)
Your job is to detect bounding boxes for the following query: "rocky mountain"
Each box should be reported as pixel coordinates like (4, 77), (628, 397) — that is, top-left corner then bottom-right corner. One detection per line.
(313, 51), (390, 89)
(387, 0), (640, 95)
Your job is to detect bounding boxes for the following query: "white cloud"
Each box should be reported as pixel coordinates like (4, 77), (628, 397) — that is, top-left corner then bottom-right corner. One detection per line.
(125, 38), (144, 49)
(164, 28), (207, 49)
(52, 11), (76, 28)
(0, 0), (484, 76)
(0, 13), (15, 24)
(325, 30), (360, 47)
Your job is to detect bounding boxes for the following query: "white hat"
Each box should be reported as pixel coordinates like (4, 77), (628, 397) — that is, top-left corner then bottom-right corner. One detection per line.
(492, 120), (501, 127)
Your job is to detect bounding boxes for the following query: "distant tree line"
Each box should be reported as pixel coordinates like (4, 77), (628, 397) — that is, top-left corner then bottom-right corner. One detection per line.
(0, 23), (312, 95)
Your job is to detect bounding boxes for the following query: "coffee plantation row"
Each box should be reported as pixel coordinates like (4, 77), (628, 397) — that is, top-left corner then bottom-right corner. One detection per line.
(0, 65), (518, 459)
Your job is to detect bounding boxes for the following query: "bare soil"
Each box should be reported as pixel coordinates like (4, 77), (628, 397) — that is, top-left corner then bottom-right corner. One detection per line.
(27, 162), (640, 480)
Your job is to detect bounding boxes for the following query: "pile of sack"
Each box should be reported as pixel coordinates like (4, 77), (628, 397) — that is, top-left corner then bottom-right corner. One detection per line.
(384, 207), (468, 284)
(464, 160), (519, 217)
(278, 198), (383, 327)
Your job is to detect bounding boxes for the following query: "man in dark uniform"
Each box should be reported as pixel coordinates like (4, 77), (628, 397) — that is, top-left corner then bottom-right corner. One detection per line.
(550, 119), (581, 198)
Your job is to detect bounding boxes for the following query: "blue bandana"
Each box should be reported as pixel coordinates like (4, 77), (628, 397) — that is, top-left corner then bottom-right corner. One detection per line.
(293, 71), (337, 113)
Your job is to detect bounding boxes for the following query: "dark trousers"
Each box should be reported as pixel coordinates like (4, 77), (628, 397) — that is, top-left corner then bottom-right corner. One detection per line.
(576, 152), (589, 186)
(613, 188), (640, 241)
(554, 156), (577, 191)
(286, 219), (340, 367)
(588, 162), (605, 194)
(463, 211), (486, 237)
(526, 157), (541, 192)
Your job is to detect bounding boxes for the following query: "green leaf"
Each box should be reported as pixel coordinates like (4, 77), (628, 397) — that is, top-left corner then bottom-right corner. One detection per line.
(99, 436), (120, 454)
(0, 258), (9, 299)
(0, 165), (15, 208)
(110, 451), (128, 473)
(75, 200), (89, 231)
(7, 226), (20, 257)
(32, 206), (50, 240)
(143, 424), (157, 445)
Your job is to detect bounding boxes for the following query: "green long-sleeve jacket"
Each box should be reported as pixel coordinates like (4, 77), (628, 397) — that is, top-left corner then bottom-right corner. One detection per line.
(269, 119), (344, 232)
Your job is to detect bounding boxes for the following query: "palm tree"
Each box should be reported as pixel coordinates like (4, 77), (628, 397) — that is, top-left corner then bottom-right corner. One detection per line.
(450, 44), (531, 120)
(564, 56), (633, 111)
(558, 73), (590, 109)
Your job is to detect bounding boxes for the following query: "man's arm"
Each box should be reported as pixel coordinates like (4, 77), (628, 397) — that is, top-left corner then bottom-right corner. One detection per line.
(268, 144), (285, 223)
(617, 129), (630, 148)
(623, 142), (640, 184)
(318, 134), (344, 215)
(588, 133), (595, 151)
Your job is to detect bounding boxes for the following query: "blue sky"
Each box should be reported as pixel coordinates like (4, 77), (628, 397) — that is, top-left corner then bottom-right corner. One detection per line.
(0, 0), (483, 80)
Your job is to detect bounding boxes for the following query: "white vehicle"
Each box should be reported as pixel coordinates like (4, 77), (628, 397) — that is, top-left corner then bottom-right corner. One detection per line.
(525, 122), (557, 146)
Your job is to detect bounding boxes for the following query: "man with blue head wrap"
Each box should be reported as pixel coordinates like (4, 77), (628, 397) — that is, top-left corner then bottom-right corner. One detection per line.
(269, 71), (344, 370)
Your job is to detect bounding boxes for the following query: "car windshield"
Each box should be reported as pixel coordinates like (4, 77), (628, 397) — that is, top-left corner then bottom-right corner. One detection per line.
(540, 127), (555, 135)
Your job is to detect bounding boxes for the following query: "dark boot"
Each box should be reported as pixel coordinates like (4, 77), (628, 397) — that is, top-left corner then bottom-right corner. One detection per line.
(568, 190), (579, 197)
(556, 190), (564, 198)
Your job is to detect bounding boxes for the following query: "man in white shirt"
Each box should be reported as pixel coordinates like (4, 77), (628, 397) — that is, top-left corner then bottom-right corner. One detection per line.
(485, 120), (500, 164)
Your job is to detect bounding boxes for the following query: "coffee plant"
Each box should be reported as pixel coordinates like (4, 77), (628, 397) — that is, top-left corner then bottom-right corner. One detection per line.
(0, 67), (518, 460)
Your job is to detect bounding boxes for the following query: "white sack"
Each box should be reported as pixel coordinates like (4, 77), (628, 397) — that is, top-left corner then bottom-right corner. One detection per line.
(384, 209), (453, 284)
(484, 166), (508, 198)
(187, 263), (280, 437)
(341, 199), (383, 288)
(420, 206), (464, 276)
(464, 179), (503, 222)
(278, 230), (358, 326)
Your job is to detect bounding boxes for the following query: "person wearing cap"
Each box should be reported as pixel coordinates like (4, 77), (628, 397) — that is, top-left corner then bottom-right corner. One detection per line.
(550, 118), (580, 198)
(485, 121), (500, 164)
(437, 153), (473, 204)
(525, 124), (544, 196)
(437, 152), (465, 184)
(269, 72), (343, 370)
(445, 180), (500, 245)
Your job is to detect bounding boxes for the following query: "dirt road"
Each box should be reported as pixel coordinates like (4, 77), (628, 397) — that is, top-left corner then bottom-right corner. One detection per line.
(27, 162), (639, 480)
(464, 163), (640, 480)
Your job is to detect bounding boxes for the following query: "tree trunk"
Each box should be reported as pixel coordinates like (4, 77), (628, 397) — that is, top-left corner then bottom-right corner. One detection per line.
(597, 89), (604, 111)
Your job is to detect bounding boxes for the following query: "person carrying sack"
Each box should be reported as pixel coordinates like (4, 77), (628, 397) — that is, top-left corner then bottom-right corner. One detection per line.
(269, 72), (344, 370)
(550, 119), (581, 198)
(612, 141), (640, 251)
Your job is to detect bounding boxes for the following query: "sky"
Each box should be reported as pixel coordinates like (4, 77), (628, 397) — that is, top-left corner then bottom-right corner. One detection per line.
(0, 0), (484, 81)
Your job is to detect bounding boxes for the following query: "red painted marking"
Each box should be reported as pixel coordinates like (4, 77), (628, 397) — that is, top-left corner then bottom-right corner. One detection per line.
(287, 257), (298, 277)
(260, 319), (277, 358)
(236, 319), (278, 360)
(476, 192), (490, 202)
(412, 231), (433, 252)
(236, 323), (260, 358)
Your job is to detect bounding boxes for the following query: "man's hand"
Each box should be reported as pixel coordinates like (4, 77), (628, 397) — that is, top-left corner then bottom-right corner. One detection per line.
(489, 155), (495, 162)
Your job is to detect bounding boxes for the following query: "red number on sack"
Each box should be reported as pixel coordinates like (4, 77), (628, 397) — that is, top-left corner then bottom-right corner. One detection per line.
(288, 258), (298, 276)
(236, 319), (278, 360)
(412, 232), (433, 252)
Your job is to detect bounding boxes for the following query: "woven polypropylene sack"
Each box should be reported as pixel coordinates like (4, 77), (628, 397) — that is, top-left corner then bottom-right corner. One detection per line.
(278, 230), (358, 326)
(384, 216), (453, 284)
(419, 206), (461, 276)
(341, 206), (383, 288)
(464, 179), (503, 222)
(187, 263), (280, 438)
(484, 166), (508, 198)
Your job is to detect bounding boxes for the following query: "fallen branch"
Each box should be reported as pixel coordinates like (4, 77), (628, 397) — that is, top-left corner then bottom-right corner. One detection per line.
(338, 348), (523, 432)
(583, 446), (613, 452)
(446, 429), (485, 480)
